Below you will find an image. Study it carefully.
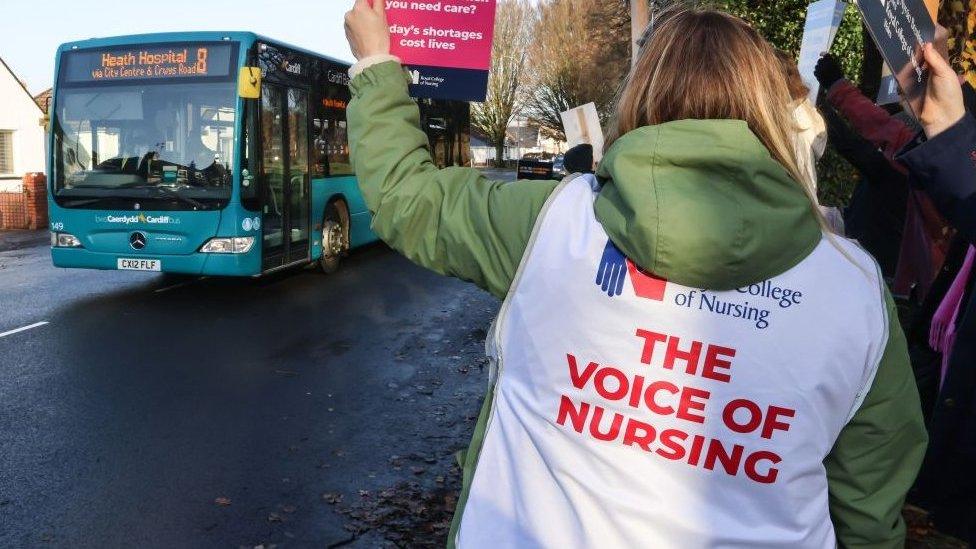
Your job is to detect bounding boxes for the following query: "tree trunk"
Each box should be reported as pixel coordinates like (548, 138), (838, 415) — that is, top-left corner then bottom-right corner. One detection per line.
(495, 141), (506, 168)
(630, 0), (650, 66)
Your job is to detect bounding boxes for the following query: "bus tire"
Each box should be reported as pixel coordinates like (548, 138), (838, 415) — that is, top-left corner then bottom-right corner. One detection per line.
(319, 201), (348, 274)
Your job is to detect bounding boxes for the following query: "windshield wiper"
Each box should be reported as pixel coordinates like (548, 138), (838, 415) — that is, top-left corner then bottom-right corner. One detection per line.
(62, 196), (118, 207)
(143, 185), (207, 210)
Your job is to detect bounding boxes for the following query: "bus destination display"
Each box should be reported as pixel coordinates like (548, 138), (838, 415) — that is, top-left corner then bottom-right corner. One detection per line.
(61, 43), (235, 84)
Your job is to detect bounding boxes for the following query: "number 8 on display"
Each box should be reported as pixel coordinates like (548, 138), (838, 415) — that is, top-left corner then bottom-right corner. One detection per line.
(196, 48), (208, 74)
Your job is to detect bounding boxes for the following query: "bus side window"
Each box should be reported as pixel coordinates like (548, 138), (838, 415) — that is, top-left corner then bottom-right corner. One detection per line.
(329, 119), (350, 175)
(312, 118), (329, 177)
(313, 75), (352, 176)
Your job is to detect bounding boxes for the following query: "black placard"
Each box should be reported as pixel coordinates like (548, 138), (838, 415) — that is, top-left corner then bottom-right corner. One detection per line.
(855, 0), (935, 116)
(61, 43), (237, 85)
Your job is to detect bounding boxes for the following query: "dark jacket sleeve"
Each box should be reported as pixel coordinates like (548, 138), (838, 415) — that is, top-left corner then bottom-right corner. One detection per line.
(826, 80), (916, 160)
(899, 115), (976, 244)
(820, 102), (907, 186)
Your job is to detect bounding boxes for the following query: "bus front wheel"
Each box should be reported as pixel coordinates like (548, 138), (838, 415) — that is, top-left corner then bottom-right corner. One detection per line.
(319, 202), (348, 274)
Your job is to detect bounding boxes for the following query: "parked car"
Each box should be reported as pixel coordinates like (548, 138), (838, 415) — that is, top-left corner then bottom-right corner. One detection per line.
(552, 155), (566, 178)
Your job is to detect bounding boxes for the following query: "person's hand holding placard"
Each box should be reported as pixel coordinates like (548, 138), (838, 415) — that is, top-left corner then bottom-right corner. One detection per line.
(813, 54), (845, 90)
(344, 0), (391, 61)
(919, 42), (966, 137)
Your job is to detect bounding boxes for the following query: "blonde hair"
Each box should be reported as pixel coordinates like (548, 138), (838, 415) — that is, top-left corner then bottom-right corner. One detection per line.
(607, 7), (828, 231)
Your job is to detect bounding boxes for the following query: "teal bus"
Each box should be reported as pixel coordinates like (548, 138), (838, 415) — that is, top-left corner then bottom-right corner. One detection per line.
(47, 32), (470, 275)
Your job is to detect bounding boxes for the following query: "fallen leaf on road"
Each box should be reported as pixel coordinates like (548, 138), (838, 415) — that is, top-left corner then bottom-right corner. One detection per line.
(214, 497), (232, 506)
(336, 476), (462, 547)
(322, 492), (343, 504)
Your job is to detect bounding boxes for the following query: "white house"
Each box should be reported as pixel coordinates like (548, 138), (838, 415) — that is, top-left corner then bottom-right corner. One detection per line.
(0, 57), (46, 193)
(470, 117), (566, 166)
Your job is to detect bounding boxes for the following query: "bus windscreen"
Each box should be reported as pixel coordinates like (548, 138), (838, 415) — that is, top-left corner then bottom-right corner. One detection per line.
(60, 43), (237, 84)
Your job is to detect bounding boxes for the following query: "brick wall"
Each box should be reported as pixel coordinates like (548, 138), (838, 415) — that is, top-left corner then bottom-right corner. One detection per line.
(0, 173), (48, 230)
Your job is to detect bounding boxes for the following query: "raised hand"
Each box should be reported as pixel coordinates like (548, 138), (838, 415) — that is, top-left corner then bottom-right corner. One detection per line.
(595, 240), (628, 297)
(344, 0), (391, 60)
(814, 54), (845, 89)
(919, 42), (966, 138)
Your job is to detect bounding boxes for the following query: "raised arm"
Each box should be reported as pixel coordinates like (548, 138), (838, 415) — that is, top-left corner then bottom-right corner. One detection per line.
(898, 43), (976, 244)
(815, 55), (916, 157)
(343, 0), (558, 298)
(819, 101), (909, 187)
(900, 115), (976, 244)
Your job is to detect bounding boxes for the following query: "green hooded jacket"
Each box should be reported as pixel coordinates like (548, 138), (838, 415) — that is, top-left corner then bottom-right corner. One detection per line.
(348, 60), (927, 549)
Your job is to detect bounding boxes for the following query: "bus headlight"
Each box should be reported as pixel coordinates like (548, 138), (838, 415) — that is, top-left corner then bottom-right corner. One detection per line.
(200, 236), (254, 254)
(51, 232), (82, 248)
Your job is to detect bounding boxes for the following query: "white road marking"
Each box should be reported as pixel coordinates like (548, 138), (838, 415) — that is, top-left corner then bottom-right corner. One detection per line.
(154, 276), (207, 294)
(0, 321), (49, 339)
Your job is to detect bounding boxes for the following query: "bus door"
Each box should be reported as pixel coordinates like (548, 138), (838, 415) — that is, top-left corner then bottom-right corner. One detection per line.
(260, 83), (310, 270)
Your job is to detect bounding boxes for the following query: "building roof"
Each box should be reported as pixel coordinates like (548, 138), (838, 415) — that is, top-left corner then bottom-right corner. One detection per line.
(0, 56), (44, 114)
(470, 134), (491, 148)
(34, 88), (52, 114)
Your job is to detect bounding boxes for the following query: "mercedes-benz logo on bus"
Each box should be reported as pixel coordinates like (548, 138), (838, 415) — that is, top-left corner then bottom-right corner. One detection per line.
(129, 232), (147, 250)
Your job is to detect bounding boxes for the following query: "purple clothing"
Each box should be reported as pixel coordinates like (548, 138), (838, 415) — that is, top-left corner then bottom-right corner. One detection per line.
(930, 245), (975, 387)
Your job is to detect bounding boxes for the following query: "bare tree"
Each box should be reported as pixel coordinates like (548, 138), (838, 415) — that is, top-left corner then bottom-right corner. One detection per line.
(471, 0), (535, 166)
(526, 0), (631, 141)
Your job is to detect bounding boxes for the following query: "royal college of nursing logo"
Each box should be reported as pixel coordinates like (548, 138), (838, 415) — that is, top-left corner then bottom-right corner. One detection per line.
(594, 239), (806, 330)
(595, 240), (667, 300)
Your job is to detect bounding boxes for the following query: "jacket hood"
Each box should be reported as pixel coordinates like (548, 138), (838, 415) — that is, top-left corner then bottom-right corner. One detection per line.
(594, 119), (822, 291)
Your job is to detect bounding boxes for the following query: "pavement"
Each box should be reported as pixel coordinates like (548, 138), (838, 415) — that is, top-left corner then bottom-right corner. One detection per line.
(0, 229), (48, 253)
(0, 237), (498, 547)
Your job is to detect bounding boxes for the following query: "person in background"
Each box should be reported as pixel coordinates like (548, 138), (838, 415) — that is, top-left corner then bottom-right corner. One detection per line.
(817, 101), (908, 279)
(774, 50), (844, 234)
(897, 43), (976, 545)
(562, 143), (594, 175)
(815, 54), (952, 302)
(344, 2), (926, 547)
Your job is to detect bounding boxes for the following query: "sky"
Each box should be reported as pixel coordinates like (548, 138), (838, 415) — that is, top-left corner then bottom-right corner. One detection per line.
(0, 0), (358, 94)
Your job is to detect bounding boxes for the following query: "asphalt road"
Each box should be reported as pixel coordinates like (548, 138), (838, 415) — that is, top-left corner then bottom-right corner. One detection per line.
(0, 236), (498, 547)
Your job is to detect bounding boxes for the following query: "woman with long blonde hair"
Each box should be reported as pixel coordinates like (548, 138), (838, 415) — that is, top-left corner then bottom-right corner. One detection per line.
(343, 3), (926, 547)
(773, 48), (846, 234)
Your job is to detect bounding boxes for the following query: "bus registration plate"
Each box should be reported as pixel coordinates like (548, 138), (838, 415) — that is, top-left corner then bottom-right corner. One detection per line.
(117, 258), (161, 271)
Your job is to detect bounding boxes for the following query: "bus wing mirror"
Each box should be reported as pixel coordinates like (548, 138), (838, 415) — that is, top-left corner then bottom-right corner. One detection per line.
(239, 67), (261, 99)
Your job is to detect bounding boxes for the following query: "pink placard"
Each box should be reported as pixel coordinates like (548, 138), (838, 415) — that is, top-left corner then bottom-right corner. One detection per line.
(385, 0), (497, 71)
